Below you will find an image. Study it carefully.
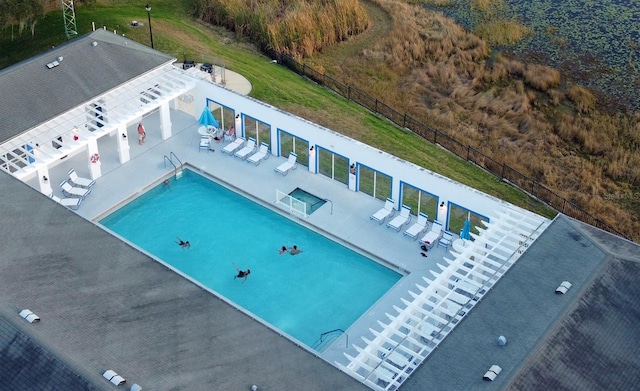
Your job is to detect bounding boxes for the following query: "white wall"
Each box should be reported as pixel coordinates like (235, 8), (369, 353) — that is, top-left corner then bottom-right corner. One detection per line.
(190, 78), (542, 228)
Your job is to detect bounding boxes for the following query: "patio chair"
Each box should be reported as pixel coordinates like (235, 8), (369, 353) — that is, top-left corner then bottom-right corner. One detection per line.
(370, 198), (395, 224)
(49, 193), (82, 210)
(438, 231), (454, 250)
(67, 168), (95, 188)
(387, 204), (412, 231)
(234, 137), (256, 160)
(222, 137), (245, 154)
(404, 212), (428, 239)
(274, 152), (298, 175)
(420, 220), (443, 249)
(59, 180), (91, 198)
(247, 142), (270, 165)
(224, 126), (236, 141)
(198, 135), (212, 152)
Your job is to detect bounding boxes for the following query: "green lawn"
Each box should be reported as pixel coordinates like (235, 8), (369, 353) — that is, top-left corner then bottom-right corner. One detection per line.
(0, 0), (556, 219)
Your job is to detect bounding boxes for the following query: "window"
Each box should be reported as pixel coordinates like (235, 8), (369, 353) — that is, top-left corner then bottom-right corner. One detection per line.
(358, 165), (391, 201)
(317, 147), (349, 185)
(277, 129), (309, 167)
(400, 183), (438, 220)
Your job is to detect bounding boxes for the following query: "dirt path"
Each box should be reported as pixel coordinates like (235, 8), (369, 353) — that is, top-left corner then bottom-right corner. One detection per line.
(307, 0), (392, 71)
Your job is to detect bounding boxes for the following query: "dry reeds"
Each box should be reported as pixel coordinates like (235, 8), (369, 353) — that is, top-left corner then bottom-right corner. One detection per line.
(523, 64), (560, 91)
(474, 20), (532, 45)
(194, 0), (369, 58)
(567, 85), (596, 114)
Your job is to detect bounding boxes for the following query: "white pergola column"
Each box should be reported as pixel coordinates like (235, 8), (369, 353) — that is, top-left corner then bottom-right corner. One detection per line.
(159, 101), (172, 140)
(116, 123), (131, 164)
(86, 138), (102, 180)
(308, 145), (317, 174)
(37, 166), (52, 196)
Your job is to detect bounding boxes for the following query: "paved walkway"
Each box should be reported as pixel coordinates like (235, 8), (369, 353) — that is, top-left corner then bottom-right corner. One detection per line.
(34, 108), (456, 368)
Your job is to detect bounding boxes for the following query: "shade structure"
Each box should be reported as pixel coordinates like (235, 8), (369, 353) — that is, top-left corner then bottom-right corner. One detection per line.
(198, 107), (219, 129)
(461, 219), (471, 240)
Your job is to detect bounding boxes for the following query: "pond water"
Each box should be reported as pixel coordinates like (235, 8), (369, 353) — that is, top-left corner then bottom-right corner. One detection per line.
(426, 0), (640, 111)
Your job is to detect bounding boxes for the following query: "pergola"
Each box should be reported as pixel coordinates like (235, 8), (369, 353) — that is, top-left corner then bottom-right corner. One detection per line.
(0, 64), (195, 195)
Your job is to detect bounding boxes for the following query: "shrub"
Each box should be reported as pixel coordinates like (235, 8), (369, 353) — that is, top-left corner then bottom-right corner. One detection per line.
(567, 85), (596, 114)
(523, 64), (560, 91)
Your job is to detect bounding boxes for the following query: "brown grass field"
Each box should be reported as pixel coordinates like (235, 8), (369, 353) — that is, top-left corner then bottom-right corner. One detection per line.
(194, 0), (640, 240)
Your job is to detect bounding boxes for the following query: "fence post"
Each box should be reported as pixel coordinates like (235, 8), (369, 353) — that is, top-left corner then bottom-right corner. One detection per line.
(403, 113), (407, 128)
(501, 163), (506, 179)
(347, 85), (351, 101)
(467, 145), (470, 161)
(375, 99), (378, 113)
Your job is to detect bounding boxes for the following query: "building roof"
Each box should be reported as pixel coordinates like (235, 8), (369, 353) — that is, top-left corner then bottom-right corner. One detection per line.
(0, 29), (174, 141)
(400, 215), (640, 390)
(0, 171), (367, 391)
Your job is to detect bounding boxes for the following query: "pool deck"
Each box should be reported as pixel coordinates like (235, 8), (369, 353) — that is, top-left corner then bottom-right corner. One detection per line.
(33, 109), (459, 374)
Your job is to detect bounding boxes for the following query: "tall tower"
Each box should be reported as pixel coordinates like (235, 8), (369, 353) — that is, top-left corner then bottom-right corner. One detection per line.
(61, 0), (78, 39)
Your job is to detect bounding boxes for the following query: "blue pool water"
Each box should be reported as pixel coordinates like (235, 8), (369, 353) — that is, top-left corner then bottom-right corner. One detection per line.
(100, 169), (401, 349)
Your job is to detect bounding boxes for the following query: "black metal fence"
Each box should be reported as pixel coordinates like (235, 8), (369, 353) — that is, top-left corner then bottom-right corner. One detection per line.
(279, 54), (629, 240)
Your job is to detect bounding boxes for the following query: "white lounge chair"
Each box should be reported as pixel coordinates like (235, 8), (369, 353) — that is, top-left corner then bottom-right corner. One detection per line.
(420, 220), (443, 248)
(49, 193), (82, 209)
(438, 231), (454, 250)
(404, 212), (428, 239)
(68, 168), (95, 188)
(59, 180), (91, 198)
(198, 135), (212, 152)
(222, 137), (245, 154)
(274, 152), (298, 175)
(387, 204), (412, 231)
(370, 198), (395, 224)
(234, 137), (256, 160)
(247, 142), (270, 165)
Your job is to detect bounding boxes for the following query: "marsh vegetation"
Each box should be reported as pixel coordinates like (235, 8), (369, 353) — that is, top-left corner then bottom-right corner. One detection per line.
(194, 0), (640, 239)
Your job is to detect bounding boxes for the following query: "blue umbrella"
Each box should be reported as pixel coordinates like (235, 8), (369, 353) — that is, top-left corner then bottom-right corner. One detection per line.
(461, 219), (471, 240)
(198, 107), (219, 129)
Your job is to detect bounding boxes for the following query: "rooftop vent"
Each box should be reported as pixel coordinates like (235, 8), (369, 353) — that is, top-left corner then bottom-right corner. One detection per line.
(131, 384), (142, 391)
(483, 365), (502, 381)
(497, 335), (507, 346)
(19, 309), (40, 323)
(45, 60), (59, 69)
(92, 41), (98, 47)
(103, 370), (126, 386)
(555, 281), (572, 294)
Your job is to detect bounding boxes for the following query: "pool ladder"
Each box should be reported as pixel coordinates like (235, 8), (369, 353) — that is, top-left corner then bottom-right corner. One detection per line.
(312, 328), (348, 351)
(163, 152), (183, 179)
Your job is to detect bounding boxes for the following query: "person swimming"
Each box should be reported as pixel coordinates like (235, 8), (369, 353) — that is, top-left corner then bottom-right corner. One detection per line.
(290, 245), (303, 255)
(176, 237), (190, 249)
(233, 263), (251, 283)
(279, 246), (288, 254)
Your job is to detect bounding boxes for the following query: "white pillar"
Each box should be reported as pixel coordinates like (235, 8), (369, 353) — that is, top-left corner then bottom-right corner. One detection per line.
(437, 201), (448, 225)
(348, 163), (356, 191)
(117, 124), (131, 164)
(235, 114), (242, 138)
(86, 138), (102, 180)
(37, 166), (53, 196)
(308, 145), (316, 173)
(159, 101), (172, 140)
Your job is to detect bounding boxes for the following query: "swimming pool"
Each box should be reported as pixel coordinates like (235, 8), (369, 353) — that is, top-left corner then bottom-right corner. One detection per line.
(100, 169), (401, 349)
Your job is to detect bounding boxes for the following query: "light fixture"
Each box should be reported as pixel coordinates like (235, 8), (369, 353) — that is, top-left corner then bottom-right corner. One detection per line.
(145, 4), (154, 49)
(122, 133), (127, 139)
(350, 163), (356, 175)
(309, 146), (315, 157)
(42, 176), (48, 183)
(439, 202), (446, 210)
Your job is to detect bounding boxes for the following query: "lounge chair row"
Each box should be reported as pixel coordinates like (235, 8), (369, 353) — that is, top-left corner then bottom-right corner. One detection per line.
(50, 169), (95, 209)
(369, 199), (446, 247)
(221, 137), (271, 165)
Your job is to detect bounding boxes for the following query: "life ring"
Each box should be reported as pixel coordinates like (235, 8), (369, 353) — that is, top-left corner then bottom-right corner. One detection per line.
(90, 153), (100, 163)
